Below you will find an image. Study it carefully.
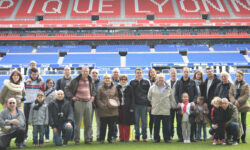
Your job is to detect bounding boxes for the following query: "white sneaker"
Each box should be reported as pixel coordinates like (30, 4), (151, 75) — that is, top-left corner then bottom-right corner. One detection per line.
(184, 140), (187, 143)
(149, 135), (153, 140)
(46, 139), (49, 143)
(186, 140), (190, 143)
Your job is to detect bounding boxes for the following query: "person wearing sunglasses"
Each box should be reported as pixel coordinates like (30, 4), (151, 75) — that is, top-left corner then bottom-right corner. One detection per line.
(0, 98), (26, 150)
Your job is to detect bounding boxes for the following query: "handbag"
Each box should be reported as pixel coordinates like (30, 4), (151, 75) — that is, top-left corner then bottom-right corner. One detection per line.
(107, 99), (119, 108)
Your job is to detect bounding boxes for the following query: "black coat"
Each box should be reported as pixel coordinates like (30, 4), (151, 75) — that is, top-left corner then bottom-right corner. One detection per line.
(129, 79), (150, 106)
(174, 77), (198, 104)
(117, 85), (135, 125)
(204, 74), (221, 109)
(214, 82), (231, 100)
(48, 98), (74, 128)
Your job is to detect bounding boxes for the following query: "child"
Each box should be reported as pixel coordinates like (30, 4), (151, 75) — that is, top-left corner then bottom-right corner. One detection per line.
(178, 92), (194, 143)
(211, 97), (226, 145)
(195, 96), (209, 141)
(28, 91), (49, 147)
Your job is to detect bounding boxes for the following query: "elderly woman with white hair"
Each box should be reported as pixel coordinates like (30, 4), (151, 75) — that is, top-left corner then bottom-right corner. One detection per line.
(96, 74), (119, 144)
(147, 74), (176, 143)
(214, 71), (232, 100)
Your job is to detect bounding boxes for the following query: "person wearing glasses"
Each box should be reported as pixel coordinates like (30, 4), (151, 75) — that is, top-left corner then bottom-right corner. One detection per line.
(0, 98), (26, 150)
(117, 75), (135, 142)
(96, 74), (119, 144)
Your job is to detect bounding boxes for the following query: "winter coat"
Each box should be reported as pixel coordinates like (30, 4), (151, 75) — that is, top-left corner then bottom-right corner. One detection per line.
(174, 77), (198, 104)
(147, 82), (175, 115)
(224, 103), (243, 138)
(212, 107), (226, 125)
(44, 88), (56, 104)
(48, 98), (74, 128)
(229, 80), (249, 112)
(56, 76), (72, 92)
(64, 74), (95, 101)
(117, 84), (135, 125)
(194, 103), (209, 124)
(166, 79), (178, 109)
(204, 74), (221, 109)
(0, 108), (25, 136)
(28, 102), (49, 125)
(129, 78), (151, 106)
(0, 80), (25, 107)
(178, 103), (195, 123)
(96, 83), (119, 118)
(214, 82), (232, 100)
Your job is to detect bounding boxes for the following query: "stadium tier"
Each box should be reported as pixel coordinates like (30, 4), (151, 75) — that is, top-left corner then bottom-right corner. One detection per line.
(187, 53), (247, 63)
(0, 46), (33, 53)
(213, 44), (250, 51)
(155, 44), (210, 52)
(0, 54), (59, 66)
(96, 45), (150, 52)
(63, 54), (120, 67)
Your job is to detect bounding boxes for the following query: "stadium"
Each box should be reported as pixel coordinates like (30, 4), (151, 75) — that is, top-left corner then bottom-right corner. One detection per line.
(0, 0), (249, 149)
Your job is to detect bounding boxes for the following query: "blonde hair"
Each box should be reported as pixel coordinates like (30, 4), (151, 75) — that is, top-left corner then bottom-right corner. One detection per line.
(211, 97), (222, 106)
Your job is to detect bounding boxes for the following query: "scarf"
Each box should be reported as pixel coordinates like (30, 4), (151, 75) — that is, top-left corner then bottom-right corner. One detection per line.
(234, 80), (242, 99)
(4, 80), (24, 92)
(119, 84), (128, 105)
(34, 99), (44, 110)
(182, 100), (189, 114)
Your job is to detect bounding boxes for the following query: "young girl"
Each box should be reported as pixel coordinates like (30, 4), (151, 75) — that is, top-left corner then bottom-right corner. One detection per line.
(178, 92), (194, 143)
(28, 91), (49, 147)
(211, 97), (226, 145)
(195, 96), (209, 141)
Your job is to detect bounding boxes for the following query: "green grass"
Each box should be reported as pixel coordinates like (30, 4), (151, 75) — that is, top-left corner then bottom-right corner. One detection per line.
(4, 101), (250, 150)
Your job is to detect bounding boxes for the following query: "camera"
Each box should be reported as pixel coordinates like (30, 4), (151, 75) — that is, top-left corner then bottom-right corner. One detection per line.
(57, 112), (64, 118)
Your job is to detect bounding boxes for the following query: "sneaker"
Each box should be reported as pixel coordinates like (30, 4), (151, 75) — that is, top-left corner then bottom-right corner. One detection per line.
(184, 140), (187, 143)
(220, 139), (226, 145)
(63, 140), (68, 146)
(33, 144), (38, 147)
(143, 139), (147, 142)
(213, 140), (217, 145)
(232, 141), (238, 145)
(149, 135), (153, 140)
(186, 140), (191, 143)
(18, 143), (24, 149)
(133, 138), (139, 142)
(242, 140), (248, 144)
(45, 139), (49, 143)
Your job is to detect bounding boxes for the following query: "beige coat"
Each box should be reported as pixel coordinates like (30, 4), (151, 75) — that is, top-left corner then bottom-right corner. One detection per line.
(147, 82), (175, 115)
(96, 83), (119, 117)
(0, 80), (25, 107)
(229, 80), (249, 112)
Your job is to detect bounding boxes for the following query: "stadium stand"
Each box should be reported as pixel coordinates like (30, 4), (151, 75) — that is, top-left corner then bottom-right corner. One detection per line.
(96, 45), (150, 52)
(63, 54), (120, 67)
(126, 53), (184, 66)
(0, 54), (59, 65)
(188, 53), (247, 63)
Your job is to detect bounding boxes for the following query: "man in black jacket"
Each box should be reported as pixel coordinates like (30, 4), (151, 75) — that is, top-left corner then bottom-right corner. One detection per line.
(204, 67), (221, 124)
(130, 68), (150, 142)
(48, 90), (73, 146)
(175, 67), (198, 142)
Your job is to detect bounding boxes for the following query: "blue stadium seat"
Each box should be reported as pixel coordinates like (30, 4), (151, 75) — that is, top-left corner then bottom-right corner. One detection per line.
(188, 53), (247, 63)
(0, 46), (33, 53)
(63, 54), (120, 67)
(126, 53), (183, 66)
(63, 45), (92, 52)
(0, 54), (59, 65)
(36, 45), (58, 53)
(96, 45), (150, 52)
(155, 44), (179, 52)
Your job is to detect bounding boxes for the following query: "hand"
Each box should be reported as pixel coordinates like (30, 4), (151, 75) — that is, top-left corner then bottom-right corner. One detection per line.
(177, 103), (181, 108)
(65, 123), (71, 130)
(53, 128), (57, 135)
(212, 124), (218, 129)
(191, 102), (195, 107)
(147, 107), (151, 112)
(90, 96), (94, 102)
(10, 119), (20, 125)
(235, 101), (240, 108)
(26, 78), (32, 84)
(130, 109), (134, 112)
(4, 125), (11, 130)
(72, 97), (78, 101)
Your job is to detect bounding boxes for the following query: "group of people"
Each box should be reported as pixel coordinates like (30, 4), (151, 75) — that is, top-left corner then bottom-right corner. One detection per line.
(0, 61), (249, 149)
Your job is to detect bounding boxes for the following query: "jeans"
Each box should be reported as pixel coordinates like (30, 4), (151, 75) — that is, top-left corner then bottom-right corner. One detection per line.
(53, 123), (73, 146)
(226, 122), (239, 142)
(196, 122), (207, 140)
(134, 105), (147, 139)
(44, 125), (50, 140)
(24, 103), (32, 138)
(33, 125), (45, 144)
(0, 127), (25, 150)
(153, 115), (170, 142)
